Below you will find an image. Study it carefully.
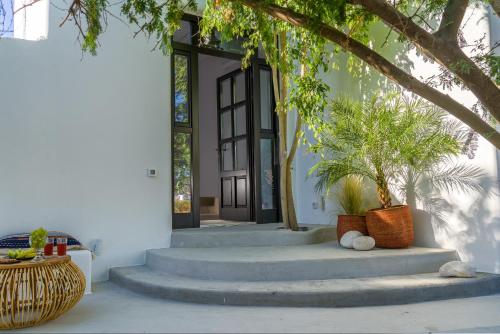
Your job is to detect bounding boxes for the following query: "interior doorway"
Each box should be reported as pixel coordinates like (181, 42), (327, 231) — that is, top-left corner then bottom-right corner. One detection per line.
(171, 16), (281, 229)
(198, 55), (244, 222)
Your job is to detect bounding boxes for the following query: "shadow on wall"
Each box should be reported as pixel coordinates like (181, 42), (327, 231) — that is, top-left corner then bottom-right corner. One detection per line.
(454, 178), (500, 272)
(411, 175), (500, 273)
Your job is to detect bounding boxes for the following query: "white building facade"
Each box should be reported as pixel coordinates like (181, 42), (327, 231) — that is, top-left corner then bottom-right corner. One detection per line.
(0, 1), (498, 281)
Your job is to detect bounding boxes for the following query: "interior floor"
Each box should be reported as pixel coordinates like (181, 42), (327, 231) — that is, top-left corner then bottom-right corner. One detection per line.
(200, 220), (256, 228)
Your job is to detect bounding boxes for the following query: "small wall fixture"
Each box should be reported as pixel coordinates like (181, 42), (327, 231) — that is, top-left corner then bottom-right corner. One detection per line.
(146, 169), (158, 177)
(90, 239), (103, 256)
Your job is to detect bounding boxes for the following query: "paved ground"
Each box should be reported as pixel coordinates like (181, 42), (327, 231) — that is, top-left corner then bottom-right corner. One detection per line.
(15, 282), (500, 333)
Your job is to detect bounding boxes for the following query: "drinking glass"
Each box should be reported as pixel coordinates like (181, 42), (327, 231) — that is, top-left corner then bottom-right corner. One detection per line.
(44, 237), (54, 256)
(57, 237), (68, 256)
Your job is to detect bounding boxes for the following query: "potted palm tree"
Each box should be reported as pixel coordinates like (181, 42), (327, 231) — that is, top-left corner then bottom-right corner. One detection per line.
(311, 93), (462, 248)
(335, 175), (367, 240)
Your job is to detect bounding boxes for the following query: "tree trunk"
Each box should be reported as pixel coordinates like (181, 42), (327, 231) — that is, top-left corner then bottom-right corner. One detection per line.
(236, 0), (500, 149)
(272, 32), (297, 230)
(275, 76), (290, 229)
(284, 110), (303, 231)
(285, 158), (298, 230)
(279, 136), (290, 228)
(270, 32), (301, 231)
(375, 169), (392, 208)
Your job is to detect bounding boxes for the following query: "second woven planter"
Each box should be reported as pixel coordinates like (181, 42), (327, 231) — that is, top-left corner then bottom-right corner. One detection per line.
(366, 205), (414, 248)
(336, 215), (367, 240)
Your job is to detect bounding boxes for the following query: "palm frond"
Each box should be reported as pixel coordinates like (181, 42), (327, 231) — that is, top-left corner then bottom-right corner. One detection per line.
(426, 163), (485, 194)
(312, 157), (372, 194)
(309, 92), (481, 208)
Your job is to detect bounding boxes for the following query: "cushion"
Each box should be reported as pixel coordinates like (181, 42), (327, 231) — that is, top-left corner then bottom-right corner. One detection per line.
(0, 232), (82, 249)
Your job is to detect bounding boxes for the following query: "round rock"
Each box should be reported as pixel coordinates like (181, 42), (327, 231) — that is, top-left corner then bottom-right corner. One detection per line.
(353, 236), (376, 251)
(439, 261), (476, 278)
(340, 231), (363, 249)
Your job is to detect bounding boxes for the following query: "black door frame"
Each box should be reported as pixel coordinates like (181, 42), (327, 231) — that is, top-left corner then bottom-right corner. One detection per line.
(171, 15), (280, 229)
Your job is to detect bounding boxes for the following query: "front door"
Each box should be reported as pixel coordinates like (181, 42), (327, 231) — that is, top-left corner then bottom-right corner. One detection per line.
(171, 35), (281, 228)
(217, 69), (251, 221)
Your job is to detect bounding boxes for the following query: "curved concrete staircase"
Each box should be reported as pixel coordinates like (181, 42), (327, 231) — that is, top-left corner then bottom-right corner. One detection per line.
(110, 224), (500, 307)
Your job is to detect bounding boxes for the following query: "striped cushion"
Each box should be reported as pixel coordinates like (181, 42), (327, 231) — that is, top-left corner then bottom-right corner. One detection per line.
(0, 232), (82, 248)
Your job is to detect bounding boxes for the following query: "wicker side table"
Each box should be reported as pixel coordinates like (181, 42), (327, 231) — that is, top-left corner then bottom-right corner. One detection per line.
(0, 255), (86, 329)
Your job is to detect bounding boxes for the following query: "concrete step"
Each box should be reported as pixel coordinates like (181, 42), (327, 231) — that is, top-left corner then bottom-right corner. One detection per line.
(109, 265), (500, 307)
(171, 224), (337, 248)
(145, 242), (458, 281)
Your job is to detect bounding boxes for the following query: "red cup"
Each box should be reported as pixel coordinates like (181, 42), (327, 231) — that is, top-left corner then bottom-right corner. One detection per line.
(44, 237), (54, 256)
(57, 237), (67, 256)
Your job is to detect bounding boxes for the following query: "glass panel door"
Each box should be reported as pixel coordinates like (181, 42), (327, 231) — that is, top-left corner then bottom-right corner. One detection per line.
(217, 69), (251, 221)
(253, 64), (280, 224)
(260, 69), (273, 130)
(260, 138), (275, 210)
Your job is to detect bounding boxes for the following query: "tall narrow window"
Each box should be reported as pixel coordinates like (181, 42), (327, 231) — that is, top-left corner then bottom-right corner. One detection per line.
(173, 132), (192, 214)
(172, 51), (193, 215)
(174, 54), (190, 125)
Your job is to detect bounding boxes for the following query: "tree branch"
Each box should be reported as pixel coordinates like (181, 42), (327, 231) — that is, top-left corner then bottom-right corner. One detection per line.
(491, 0), (500, 17)
(349, 0), (500, 124)
(288, 61), (306, 164)
(236, 0), (500, 149)
(13, 0), (43, 15)
(288, 112), (302, 164)
(349, 0), (437, 49)
(435, 0), (468, 41)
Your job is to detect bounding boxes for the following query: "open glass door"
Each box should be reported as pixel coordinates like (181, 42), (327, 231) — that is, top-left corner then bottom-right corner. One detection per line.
(252, 61), (280, 224)
(217, 69), (252, 221)
(171, 16), (278, 227)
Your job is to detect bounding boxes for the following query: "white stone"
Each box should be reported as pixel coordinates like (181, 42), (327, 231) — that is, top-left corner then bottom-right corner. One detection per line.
(340, 231), (363, 249)
(353, 236), (376, 251)
(439, 261), (476, 278)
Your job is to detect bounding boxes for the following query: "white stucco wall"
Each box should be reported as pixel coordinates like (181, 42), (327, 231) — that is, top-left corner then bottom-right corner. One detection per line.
(0, 2), (171, 281)
(295, 6), (500, 273)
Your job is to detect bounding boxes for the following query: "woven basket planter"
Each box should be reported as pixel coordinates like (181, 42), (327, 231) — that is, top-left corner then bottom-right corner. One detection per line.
(366, 205), (414, 248)
(336, 215), (368, 241)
